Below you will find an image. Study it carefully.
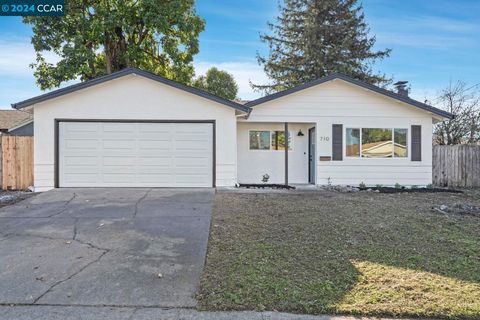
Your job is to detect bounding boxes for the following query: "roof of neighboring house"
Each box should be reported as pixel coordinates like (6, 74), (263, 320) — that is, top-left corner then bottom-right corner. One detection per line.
(0, 110), (33, 131)
(11, 68), (250, 113)
(8, 118), (33, 132)
(245, 73), (453, 119)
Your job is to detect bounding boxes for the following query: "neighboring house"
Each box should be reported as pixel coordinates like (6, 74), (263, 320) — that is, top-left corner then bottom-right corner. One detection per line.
(8, 119), (34, 136)
(12, 68), (452, 191)
(0, 110), (33, 136)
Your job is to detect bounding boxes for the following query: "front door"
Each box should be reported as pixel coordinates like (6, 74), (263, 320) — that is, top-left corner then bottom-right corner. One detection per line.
(308, 127), (316, 184)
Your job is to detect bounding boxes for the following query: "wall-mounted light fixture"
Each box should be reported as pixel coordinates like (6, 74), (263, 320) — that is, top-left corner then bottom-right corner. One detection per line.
(297, 129), (304, 136)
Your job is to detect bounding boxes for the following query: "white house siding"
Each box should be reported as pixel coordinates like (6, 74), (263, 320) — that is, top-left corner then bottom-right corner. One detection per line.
(243, 79), (435, 186)
(33, 75), (237, 191)
(237, 122), (313, 184)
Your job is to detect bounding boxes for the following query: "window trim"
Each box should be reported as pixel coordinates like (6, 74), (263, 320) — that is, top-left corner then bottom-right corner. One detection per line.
(248, 129), (294, 151)
(345, 127), (409, 159)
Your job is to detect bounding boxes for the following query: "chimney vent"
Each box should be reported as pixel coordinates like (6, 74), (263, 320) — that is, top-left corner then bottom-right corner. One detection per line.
(394, 81), (409, 97)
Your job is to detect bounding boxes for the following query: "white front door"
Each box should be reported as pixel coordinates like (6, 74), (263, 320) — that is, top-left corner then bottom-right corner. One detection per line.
(58, 121), (214, 187)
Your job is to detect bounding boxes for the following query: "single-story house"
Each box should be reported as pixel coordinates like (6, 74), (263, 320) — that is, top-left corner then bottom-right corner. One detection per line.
(12, 68), (452, 192)
(0, 110), (33, 136)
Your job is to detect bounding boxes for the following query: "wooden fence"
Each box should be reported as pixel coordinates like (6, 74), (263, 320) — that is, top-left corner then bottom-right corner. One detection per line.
(1, 135), (34, 190)
(433, 145), (480, 187)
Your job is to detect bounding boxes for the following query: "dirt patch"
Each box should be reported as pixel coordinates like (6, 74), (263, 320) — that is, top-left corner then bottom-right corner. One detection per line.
(433, 203), (480, 217)
(0, 191), (34, 208)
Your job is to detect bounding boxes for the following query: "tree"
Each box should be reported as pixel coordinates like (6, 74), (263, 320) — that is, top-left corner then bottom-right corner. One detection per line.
(193, 67), (238, 100)
(23, 0), (205, 90)
(253, 0), (391, 94)
(433, 81), (480, 145)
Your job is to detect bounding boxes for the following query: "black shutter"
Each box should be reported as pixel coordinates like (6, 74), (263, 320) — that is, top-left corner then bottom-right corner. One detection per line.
(411, 125), (422, 161)
(332, 124), (343, 161)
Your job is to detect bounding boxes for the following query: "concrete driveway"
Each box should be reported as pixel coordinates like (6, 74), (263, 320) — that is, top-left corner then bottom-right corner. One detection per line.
(0, 188), (213, 308)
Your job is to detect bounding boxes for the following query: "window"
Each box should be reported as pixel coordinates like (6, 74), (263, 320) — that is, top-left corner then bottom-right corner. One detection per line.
(346, 128), (360, 157)
(271, 131), (293, 150)
(249, 130), (293, 150)
(346, 128), (408, 158)
(249, 131), (270, 150)
(394, 128), (408, 157)
(362, 128), (392, 158)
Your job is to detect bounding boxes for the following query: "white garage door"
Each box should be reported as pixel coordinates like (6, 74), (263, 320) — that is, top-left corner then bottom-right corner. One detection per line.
(58, 121), (214, 187)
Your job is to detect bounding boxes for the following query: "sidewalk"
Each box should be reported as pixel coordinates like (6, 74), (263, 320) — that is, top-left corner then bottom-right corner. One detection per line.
(0, 305), (417, 320)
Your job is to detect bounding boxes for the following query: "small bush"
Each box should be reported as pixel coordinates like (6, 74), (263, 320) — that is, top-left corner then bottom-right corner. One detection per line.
(395, 183), (402, 189)
(262, 173), (270, 183)
(359, 182), (366, 189)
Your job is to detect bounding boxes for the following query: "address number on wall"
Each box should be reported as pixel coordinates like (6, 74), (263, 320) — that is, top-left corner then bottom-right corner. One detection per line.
(318, 136), (330, 142)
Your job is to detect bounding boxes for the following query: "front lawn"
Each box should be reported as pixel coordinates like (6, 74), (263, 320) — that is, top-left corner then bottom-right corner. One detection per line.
(197, 189), (480, 319)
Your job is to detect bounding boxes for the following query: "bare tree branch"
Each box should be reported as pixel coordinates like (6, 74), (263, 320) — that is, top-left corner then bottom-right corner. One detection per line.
(433, 81), (480, 145)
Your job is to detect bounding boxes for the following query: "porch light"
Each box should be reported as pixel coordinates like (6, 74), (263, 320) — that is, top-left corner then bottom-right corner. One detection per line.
(297, 129), (304, 136)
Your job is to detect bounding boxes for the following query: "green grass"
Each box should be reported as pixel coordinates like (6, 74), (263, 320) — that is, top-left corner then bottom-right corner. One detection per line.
(197, 189), (480, 319)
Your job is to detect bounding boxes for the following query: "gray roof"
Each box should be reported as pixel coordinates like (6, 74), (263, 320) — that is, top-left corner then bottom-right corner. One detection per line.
(0, 110), (33, 130)
(12, 68), (250, 113)
(245, 73), (453, 119)
(12, 69), (452, 119)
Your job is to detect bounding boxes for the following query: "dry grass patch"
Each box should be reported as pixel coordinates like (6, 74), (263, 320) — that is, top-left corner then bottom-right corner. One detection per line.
(197, 189), (480, 319)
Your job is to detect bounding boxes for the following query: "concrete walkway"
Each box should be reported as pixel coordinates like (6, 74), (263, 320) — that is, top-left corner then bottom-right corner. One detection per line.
(0, 306), (405, 320)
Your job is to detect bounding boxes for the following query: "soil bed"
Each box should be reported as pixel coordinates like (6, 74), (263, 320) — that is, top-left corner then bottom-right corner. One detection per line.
(361, 187), (463, 194)
(238, 184), (296, 190)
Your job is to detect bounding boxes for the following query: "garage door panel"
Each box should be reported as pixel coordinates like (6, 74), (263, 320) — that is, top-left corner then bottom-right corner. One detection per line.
(137, 157), (173, 166)
(137, 150), (173, 157)
(63, 165), (99, 174)
(102, 139), (136, 149)
(64, 156), (98, 166)
(102, 122), (136, 132)
(139, 140), (172, 149)
(102, 173), (137, 183)
(136, 166), (175, 173)
(65, 122), (99, 132)
(65, 139), (99, 149)
(174, 157), (210, 167)
(175, 141), (210, 150)
(64, 173), (99, 183)
(139, 123), (173, 132)
(59, 121), (213, 187)
(138, 174), (175, 183)
(102, 156), (136, 166)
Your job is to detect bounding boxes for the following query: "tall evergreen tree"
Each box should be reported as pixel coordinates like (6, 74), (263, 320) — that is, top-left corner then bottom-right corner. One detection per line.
(253, 0), (391, 93)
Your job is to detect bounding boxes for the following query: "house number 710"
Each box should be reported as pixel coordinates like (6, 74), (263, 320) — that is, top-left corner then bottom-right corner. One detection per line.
(318, 136), (330, 141)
